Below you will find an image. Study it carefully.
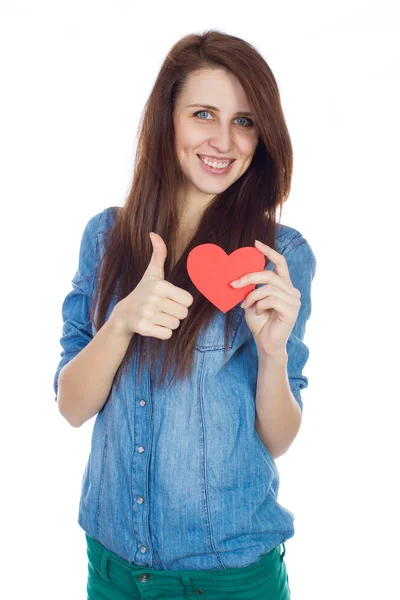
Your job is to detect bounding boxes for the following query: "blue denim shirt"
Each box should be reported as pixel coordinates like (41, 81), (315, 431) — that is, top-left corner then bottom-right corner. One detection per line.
(54, 207), (316, 570)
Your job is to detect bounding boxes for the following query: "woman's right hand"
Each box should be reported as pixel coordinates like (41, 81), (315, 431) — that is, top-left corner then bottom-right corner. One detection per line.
(110, 232), (194, 340)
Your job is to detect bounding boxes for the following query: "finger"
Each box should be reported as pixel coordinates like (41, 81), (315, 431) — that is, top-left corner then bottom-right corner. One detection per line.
(145, 232), (167, 280)
(242, 284), (300, 309)
(231, 270), (297, 296)
(155, 311), (182, 331)
(147, 323), (174, 340)
(164, 282), (194, 308)
(254, 294), (300, 315)
(160, 297), (190, 320)
(254, 240), (291, 280)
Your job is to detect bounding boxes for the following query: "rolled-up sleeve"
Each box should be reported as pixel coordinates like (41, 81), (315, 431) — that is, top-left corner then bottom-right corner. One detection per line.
(283, 234), (317, 413)
(53, 211), (103, 401)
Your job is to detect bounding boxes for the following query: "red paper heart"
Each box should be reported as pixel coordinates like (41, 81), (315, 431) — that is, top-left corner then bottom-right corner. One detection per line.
(187, 244), (266, 313)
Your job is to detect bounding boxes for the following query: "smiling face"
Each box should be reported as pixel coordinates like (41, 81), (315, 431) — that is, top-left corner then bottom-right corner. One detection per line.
(173, 67), (259, 228)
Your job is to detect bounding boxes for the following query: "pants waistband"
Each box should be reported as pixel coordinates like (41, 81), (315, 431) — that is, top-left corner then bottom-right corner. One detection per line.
(86, 533), (285, 590)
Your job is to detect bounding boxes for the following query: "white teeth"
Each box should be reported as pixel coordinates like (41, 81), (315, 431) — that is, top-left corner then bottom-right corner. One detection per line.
(199, 155), (232, 169)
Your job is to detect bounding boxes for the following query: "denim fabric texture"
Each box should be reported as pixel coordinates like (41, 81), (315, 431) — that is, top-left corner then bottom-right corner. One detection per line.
(54, 206), (316, 570)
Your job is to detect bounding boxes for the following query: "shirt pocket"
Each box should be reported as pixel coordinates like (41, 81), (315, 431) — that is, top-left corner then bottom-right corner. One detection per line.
(194, 304), (245, 351)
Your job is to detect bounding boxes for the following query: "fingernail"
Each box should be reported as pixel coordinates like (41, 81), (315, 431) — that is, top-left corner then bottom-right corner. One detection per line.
(230, 280), (240, 287)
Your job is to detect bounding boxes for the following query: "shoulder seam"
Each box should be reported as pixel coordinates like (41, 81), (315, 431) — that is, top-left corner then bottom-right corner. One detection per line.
(282, 232), (303, 255)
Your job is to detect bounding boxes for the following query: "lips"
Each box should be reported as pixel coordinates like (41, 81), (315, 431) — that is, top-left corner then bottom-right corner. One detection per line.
(197, 154), (235, 165)
(196, 154), (235, 175)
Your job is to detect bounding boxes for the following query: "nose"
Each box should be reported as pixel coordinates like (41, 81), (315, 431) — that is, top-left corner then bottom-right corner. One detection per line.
(209, 124), (233, 153)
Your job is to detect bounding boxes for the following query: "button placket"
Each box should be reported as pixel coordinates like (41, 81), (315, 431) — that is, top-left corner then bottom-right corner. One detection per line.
(131, 355), (153, 567)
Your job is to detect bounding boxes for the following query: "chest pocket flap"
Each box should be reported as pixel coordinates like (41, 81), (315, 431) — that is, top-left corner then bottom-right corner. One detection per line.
(195, 304), (246, 351)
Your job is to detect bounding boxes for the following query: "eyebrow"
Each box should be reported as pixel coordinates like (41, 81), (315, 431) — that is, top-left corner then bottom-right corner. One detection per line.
(186, 103), (254, 117)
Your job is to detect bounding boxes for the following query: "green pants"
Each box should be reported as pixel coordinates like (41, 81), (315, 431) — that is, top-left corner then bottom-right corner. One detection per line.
(86, 533), (291, 599)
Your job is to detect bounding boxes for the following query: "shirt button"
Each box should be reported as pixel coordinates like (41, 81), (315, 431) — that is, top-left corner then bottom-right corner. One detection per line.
(140, 399), (146, 406)
(137, 496), (144, 504)
(138, 446), (145, 453)
(140, 545), (147, 553)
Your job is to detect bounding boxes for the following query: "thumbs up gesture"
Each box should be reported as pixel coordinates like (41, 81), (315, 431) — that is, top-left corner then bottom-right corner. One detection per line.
(111, 232), (194, 340)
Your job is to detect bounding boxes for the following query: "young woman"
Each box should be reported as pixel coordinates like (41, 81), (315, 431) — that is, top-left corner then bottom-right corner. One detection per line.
(54, 30), (316, 600)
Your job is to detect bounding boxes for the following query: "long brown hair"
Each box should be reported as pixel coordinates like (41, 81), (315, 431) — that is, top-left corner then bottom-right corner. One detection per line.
(89, 30), (293, 392)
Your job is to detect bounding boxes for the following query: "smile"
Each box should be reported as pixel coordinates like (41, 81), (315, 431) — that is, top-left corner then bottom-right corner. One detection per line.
(197, 154), (235, 175)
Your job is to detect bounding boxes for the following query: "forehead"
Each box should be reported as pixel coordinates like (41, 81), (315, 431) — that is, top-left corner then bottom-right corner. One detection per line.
(178, 68), (252, 112)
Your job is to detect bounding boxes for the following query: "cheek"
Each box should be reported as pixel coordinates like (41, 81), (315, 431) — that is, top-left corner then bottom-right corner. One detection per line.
(175, 121), (202, 150)
(183, 130), (204, 152)
(239, 136), (258, 157)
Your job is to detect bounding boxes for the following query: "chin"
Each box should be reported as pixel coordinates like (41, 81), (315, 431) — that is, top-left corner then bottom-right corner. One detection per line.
(193, 180), (231, 194)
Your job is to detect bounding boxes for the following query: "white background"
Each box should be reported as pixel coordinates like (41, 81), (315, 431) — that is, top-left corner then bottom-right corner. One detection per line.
(1, 1), (399, 598)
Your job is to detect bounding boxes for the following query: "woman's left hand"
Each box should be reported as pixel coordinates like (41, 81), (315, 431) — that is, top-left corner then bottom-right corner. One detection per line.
(230, 240), (301, 359)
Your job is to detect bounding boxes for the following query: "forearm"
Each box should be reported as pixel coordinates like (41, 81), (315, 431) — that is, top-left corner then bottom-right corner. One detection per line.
(254, 352), (302, 459)
(57, 312), (133, 428)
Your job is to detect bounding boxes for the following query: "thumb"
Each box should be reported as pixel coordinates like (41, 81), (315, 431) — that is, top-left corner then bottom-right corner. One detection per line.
(145, 232), (167, 280)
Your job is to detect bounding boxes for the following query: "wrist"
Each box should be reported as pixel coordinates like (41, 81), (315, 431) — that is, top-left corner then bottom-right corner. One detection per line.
(108, 307), (134, 340)
(256, 349), (288, 364)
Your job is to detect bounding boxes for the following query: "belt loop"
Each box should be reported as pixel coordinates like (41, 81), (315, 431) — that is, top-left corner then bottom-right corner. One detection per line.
(180, 571), (194, 597)
(280, 543), (286, 561)
(100, 550), (111, 582)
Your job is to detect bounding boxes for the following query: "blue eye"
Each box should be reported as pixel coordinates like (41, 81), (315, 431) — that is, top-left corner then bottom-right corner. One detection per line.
(194, 110), (253, 128)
